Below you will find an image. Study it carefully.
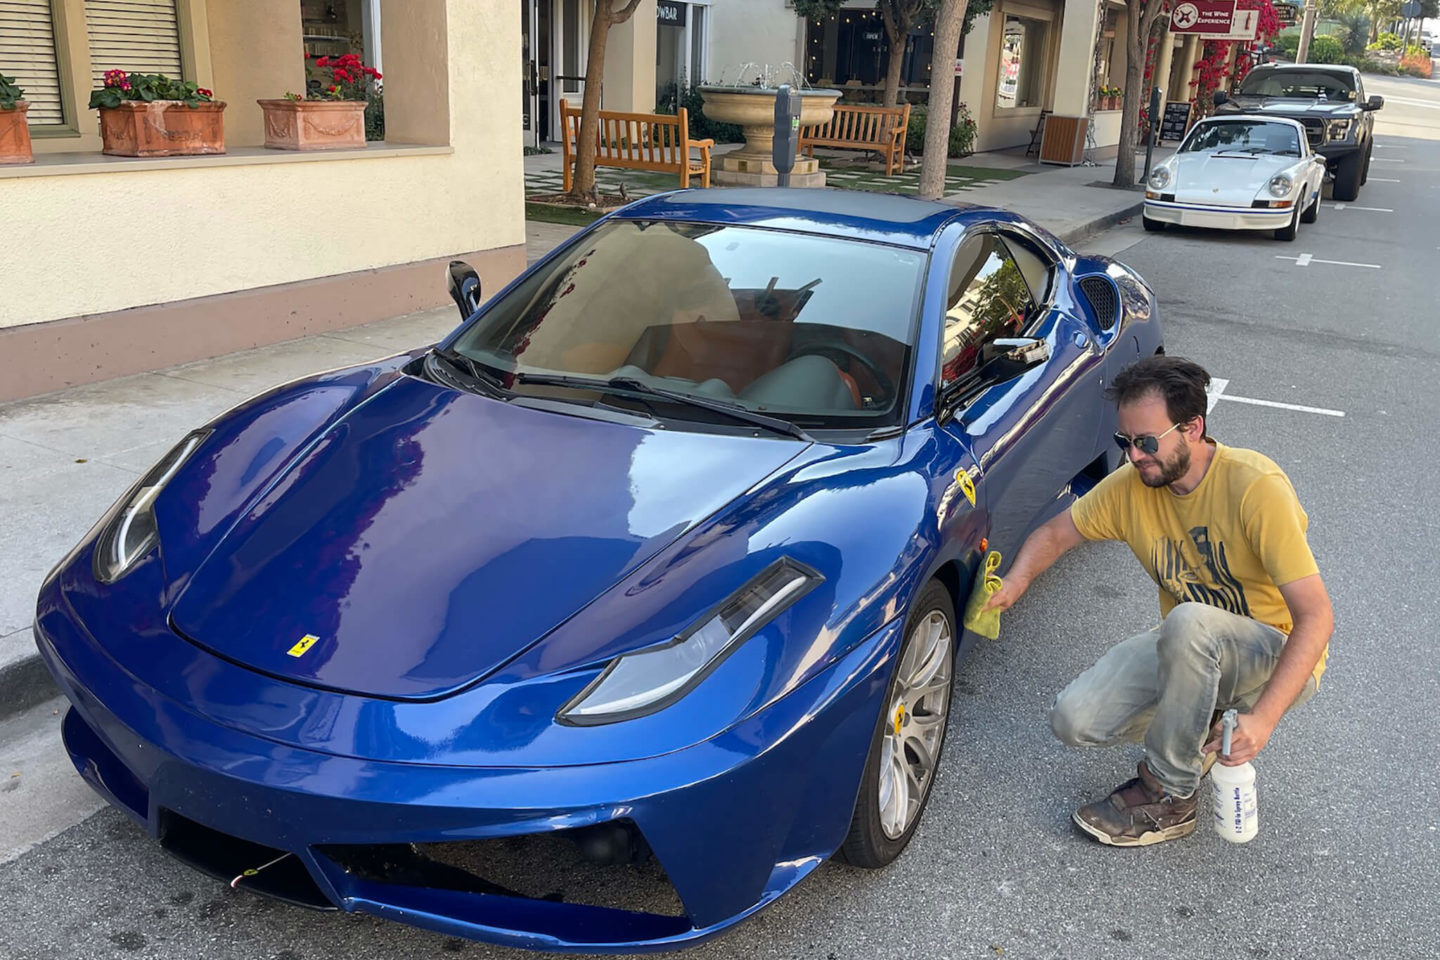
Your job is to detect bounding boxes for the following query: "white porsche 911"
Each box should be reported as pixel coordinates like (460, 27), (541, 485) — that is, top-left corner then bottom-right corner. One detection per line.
(1142, 116), (1326, 241)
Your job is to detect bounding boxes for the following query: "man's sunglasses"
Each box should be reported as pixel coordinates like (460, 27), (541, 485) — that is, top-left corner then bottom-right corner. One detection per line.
(1113, 420), (1184, 456)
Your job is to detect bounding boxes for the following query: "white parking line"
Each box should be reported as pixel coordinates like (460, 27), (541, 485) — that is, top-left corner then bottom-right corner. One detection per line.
(1369, 177), (1401, 183)
(1207, 378), (1344, 417)
(1371, 158), (1405, 163)
(1329, 204), (1393, 212)
(1276, 254), (1381, 269)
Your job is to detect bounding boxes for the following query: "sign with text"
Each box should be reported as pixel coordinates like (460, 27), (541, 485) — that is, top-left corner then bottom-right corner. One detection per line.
(1273, 2), (1299, 25)
(1197, 8), (1259, 39)
(1170, 0), (1237, 33)
(656, 1), (687, 27)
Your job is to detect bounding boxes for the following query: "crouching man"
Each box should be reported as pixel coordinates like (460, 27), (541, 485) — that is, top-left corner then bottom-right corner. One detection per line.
(985, 355), (1332, 846)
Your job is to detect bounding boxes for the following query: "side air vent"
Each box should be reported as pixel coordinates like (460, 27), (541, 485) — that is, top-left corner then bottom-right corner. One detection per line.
(1077, 276), (1120, 331)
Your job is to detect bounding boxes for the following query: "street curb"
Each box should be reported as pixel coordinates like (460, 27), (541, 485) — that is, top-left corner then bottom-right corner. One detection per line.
(0, 639), (57, 724)
(1055, 200), (1144, 247)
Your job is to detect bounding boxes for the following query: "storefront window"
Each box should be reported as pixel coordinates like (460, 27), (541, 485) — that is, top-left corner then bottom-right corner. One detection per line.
(995, 15), (1047, 109)
(301, 0), (383, 138)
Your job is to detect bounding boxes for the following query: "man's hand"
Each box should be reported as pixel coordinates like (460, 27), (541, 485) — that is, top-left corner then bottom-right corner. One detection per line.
(984, 579), (1024, 612)
(982, 510), (1087, 614)
(1202, 711), (1276, 766)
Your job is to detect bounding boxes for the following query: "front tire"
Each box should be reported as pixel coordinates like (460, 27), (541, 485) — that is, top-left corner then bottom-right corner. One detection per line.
(837, 579), (956, 869)
(1274, 205), (1300, 241)
(1333, 153), (1363, 202)
(1361, 143), (1371, 185)
(1301, 189), (1320, 224)
(1142, 215), (1166, 232)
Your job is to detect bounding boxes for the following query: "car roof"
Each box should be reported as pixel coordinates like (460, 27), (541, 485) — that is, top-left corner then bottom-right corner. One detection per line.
(1249, 62), (1359, 77)
(612, 188), (980, 250)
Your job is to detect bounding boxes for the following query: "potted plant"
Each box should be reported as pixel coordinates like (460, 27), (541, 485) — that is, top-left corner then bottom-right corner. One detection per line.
(258, 53), (381, 150)
(89, 70), (225, 156)
(1, 73), (33, 164)
(1098, 85), (1123, 110)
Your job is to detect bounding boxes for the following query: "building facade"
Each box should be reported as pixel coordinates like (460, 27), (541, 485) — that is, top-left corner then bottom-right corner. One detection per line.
(2, 0), (525, 402)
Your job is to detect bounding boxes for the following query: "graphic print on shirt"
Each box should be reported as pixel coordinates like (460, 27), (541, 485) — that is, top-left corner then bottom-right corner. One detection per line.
(1150, 525), (1252, 616)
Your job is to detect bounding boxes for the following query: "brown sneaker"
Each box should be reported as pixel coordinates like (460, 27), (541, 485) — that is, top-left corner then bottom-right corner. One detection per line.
(1072, 761), (1198, 847)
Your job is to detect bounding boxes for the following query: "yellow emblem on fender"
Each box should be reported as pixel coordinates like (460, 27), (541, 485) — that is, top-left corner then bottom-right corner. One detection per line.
(955, 469), (977, 507)
(287, 634), (320, 658)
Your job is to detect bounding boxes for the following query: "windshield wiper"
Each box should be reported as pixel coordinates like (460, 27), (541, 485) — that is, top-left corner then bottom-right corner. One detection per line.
(514, 372), (815, 441)
(430, 347), (509, 396)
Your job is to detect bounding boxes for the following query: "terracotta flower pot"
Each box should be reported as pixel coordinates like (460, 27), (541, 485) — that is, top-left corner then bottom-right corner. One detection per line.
(257, 99), (366, 150)
(0, 100), (34, 164)
(99, 100), (226, 156)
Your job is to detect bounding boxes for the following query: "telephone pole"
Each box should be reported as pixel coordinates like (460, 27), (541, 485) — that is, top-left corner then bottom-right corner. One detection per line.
(1295, 0), (1318, 62)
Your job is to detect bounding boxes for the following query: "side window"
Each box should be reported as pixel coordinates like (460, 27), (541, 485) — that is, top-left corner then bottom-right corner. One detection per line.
(941, 234), (1036, 388)
(998, 232), (1054, 306)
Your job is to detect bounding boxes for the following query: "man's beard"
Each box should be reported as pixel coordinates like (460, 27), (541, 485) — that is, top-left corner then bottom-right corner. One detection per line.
(1139, 443), (1191, 488)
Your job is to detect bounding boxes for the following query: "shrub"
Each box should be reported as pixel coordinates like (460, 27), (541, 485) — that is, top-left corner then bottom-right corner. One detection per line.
(656, 82), (743, 143)
(905, 103), (976, 158)
(1368, 32), (1403, 51)
(1400, 53), (1433, 78)
(1276, 33), (1300, 58)
(1308, 35), (1345, 64)
(89, 70), (214, 109)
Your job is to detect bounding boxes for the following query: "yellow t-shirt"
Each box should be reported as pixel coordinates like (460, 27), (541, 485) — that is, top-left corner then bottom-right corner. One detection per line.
(1070, 441), (1326, 684)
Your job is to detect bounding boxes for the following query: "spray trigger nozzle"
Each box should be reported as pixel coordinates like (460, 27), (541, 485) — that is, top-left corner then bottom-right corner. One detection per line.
(1221, 709), (1238, 759)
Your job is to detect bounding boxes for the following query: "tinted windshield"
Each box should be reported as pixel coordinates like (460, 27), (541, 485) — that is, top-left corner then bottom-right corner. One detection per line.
(450, 220), (925, 429)
(1238, 69), (1356, 101)
(1181, 120), (1301, 156)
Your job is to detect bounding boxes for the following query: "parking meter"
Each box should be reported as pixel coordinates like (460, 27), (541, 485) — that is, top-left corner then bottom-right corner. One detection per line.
(773, 84), (802, 187)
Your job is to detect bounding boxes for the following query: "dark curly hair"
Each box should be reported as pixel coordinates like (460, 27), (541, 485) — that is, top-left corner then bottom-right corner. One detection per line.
(1106, 355), (1211, 436)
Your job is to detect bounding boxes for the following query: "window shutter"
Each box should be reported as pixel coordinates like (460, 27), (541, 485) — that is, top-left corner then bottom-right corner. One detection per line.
(0, 0), (66, 125)
(86, 0), (183, 89)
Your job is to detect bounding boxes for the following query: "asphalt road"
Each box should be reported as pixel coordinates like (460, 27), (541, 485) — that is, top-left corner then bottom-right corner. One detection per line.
(2, 71), (1438, 960)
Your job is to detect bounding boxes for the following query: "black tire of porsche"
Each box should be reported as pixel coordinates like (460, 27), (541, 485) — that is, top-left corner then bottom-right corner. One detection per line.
(1333, 154), (1363, 202)
(1301, 191), (1319, 224)
(1274, 205), (1300, 241)
(1143, 215), (1166, 232)
(837, 579), (956, 869)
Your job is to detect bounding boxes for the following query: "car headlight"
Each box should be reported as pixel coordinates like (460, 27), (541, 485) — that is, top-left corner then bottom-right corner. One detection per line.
(93, 430), (209, 583)
(1148, 166), (1171, 190)
(558, 559), (822, 725)
(1267, 175), (1294, 198)
(1328, 119), (1352, 139)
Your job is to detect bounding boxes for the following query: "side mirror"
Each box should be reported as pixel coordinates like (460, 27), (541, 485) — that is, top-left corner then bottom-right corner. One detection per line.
(979, 337), (1050, 382)
(447, 261), (483, 320)
(1365, 95), (1384, 111)
(1212, 90), (1229, 107)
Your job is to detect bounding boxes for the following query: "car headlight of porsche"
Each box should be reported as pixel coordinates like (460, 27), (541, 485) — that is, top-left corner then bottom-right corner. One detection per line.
(1267, 174), (1294, 198)
(1328, 119), (1352, 139)
(1148, 166), (1172, 190)
(92, 430), (209, 583)
(558, 559), (822, 725)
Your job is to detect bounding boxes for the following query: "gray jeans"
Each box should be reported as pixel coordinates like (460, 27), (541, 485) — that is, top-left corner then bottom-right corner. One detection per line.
(1050, 601), (1318, 798)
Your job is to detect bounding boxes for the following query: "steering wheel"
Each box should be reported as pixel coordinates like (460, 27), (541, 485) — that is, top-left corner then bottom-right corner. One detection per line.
(789, 342), (894, 406)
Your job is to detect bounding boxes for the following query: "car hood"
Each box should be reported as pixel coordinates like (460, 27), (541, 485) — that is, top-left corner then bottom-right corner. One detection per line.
(1221, 97), (1355, 118)
(1171, 153), (1298, 205)
(169, 374), (811, 700)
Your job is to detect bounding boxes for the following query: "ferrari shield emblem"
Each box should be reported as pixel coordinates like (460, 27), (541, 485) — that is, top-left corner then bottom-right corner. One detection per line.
(954, 469), (977, 507)
(287, 634), (320, 658)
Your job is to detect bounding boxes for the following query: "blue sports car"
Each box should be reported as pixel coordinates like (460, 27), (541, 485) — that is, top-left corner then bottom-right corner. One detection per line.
(35, 189), (1161, 952)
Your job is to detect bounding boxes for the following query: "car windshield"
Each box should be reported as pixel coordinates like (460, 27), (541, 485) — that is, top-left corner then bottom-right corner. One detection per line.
(1238, 69), (1356, 101)
(1181, 120), (1301, 157)
(449, 220), (926, 430)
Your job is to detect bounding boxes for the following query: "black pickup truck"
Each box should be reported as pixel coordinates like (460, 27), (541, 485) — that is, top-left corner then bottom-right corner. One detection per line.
(1214, 63), (1384, 201)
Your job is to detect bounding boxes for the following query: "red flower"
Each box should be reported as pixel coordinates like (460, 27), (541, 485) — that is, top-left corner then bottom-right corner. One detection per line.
(197, 88), (212, 97)
(316, 56), (331, 67)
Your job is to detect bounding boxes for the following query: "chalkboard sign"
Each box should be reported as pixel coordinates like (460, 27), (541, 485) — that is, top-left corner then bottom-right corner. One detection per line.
(1159, 101), (1194, 143)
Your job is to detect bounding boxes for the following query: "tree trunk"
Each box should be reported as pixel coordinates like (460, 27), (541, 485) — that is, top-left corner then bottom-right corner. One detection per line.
(919, 0), (969, 198)
(1112, 1), (1162, 187)
(879, 3), (913, 107)
(568, 0), (642, 204)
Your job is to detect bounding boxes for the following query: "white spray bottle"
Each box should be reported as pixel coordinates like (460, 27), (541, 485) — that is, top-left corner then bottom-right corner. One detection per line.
(1211, 708), (1259, 843)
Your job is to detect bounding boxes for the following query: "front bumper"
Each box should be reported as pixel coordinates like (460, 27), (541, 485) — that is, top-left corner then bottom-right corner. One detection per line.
(1144, 199), (1294, 231)
(35, 599), (901, 953)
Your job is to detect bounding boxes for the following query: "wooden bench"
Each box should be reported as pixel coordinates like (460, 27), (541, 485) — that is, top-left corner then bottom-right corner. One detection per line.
(560, 100), (714, 191)
(799, 102), (911, 177)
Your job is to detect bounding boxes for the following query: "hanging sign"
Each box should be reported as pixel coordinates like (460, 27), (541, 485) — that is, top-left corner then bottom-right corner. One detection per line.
(1170, 0), (1237, 34)
(1273, 2), (1299, 25)
(1197, 8), (1259, 39)
(656, 1), (687, 27)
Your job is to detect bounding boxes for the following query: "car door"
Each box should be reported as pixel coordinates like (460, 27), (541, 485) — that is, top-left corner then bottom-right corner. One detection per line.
(936, 226), (1105, 559)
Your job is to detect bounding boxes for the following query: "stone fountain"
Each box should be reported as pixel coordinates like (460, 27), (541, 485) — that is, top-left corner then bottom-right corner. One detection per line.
(699, 63), (841, 187)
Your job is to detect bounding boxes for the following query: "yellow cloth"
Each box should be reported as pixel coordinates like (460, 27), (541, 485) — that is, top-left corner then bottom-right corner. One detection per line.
(1070, 441), (1326, 685)
(963, 550), (1004, 640)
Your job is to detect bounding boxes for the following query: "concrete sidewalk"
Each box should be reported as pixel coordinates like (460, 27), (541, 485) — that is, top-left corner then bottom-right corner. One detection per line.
(0, 152), (1164, 717)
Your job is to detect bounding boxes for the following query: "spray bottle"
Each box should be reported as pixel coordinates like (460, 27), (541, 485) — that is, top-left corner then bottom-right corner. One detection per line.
(1211, 708), (1259, 843)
